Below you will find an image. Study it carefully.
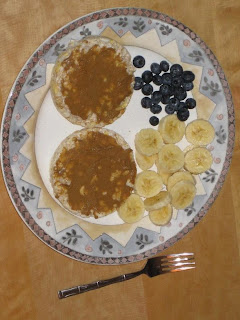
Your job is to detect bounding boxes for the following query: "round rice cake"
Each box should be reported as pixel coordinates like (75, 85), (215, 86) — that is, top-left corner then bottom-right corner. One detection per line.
(50, 128), (137, 218)
(51, 36), (135, 127)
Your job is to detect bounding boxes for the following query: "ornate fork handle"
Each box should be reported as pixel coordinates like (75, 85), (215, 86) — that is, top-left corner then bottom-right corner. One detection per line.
(58, 269), (144, 299)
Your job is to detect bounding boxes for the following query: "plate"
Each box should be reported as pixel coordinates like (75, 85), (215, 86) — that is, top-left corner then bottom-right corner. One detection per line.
(1, 8), (234, 264)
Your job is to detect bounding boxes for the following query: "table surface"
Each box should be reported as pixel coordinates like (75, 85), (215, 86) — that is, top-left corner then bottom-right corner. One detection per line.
(1, 1), (240, 319)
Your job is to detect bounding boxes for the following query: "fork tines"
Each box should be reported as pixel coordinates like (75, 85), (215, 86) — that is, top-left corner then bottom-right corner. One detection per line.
(160, 253), (195, 273)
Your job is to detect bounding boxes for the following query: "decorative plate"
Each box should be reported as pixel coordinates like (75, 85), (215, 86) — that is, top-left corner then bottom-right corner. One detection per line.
(1, 8), (234, 264)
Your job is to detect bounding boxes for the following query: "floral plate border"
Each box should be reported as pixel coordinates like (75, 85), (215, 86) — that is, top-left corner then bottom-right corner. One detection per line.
(1, 7), (235, 264)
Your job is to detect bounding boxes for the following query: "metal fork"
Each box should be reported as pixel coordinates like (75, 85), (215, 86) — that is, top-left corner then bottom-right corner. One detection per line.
(58, 253), (195, 299)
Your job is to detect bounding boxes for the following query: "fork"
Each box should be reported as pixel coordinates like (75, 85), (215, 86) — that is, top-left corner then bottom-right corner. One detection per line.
(58, 253), (195, 299)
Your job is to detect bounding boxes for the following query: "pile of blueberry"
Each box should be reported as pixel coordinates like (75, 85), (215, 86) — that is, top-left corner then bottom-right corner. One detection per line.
(133, 55), (196, 126)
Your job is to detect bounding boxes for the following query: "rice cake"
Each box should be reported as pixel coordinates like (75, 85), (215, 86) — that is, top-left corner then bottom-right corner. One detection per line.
(51, 36), (135, 127)
(50, 128), (137, 218)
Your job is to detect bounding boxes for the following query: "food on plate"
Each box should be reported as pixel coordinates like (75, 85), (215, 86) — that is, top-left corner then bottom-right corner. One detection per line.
(135, 150), (156, 171)
(135, 128), (163, 156)
(144, 191), (171, 211)
(117, 194), (144, 223)
(132, 55), (197, 125)
(149, 204), (173, 226)
(157, 144), (184, 173)
(51, 36), (135, 127)
(50, 128), (136, 218)
(133, 55), (145, 68)
(156, 162), (172, 185)
(131, 115), (215, 223)
(167, 171), (195, 192)
(149, 116), (160, 126)
(185, 119), (215, 146)
(158, 114), (185, 144)
(170, 180), (196, 210)
(184, 147), (213, 174)
(134, 170), (163, 198)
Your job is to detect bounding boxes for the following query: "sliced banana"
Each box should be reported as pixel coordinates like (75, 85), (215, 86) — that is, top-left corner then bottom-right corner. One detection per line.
(158, 114), (185, 144)
(185, 119), (215, 146)
(170, 180), (196, 210)
(156, 160), (172, 186)
(135, 150), (156, 170)
(144, 191), (171, 211)
(167, 171), (195, 191)
(157, 144), (184, 173)
(184, 147), (213, 174)
(135, 170), (163, 198)
(149, 204), (173, 226)
(135, 128), (163, 156)
(118, 194), (145, 224)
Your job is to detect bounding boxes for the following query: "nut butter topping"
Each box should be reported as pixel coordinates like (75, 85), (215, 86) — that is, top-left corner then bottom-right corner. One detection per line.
(53, 130), (136, 218)
(61, 45), (133, 123)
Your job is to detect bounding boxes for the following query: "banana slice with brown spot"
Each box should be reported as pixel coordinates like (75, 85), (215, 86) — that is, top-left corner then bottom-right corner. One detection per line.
(135, 128), (163, 156)
(144, 191), (171, 211)
(135, 150), (157, 170)
(185, 119), (215, 146)
(157, 144), (184, 173)
(184, 147), (213, 174)
(149, 204), (173, 226)
(167, 171), (195, 191)
(134, 170), (163, 198)
(158, 114), (185, 144)
(170, 180), (196, 209)
(118, 194), (144, 223)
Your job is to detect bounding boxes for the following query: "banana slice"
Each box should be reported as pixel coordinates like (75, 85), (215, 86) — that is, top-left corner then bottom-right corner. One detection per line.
(144, 191), (171, 211)
(135, 150), (156, 170)
(149, 204), (173, 226)
(135, 128), (163, 156)
(184, 147), (213, 174)
(156, 160), (172, 185)
(135, 170), (163, 198)
(158, 114), (185, 144)
(118, 194), (145, 223)
(167, 171), (195, 191)
(170, 180), (196, 209)
(185, 119), (215, 146)
(157, 144), (184, 173)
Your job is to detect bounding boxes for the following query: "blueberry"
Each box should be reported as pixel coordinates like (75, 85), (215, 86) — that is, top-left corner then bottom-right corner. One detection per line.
(142, 70), (153, 84)
(153, 74), (163, 86)
(173, 101), (185, 111)
(133, 55), (145, 68)
(150, 63), (161, 74)
(170, 64), (183, 77)
(177, 108), (190, 121)
(169, 97), (180, 109)
(141, 97), (152, 108)
(142, 83), (153, 95)
(179, 101), (186, 109)
(182, 71), (195, 83)
(174, 87), (187, 101)
(172, 76), (183, 88)
(151, 91), (162, 103)
(149, 116), (159, 126)
(161, 95), (171, 105)
(161, 73), (172, 85)
(160, 60), (169, 72)
(183, 82), (194, 91)
(165, 104), (175, 114)
(134, 77), (144, 90)
(168, 85), (174, 97)
(160, 84), (171, 96)
(150, 103), (162, 114)
(185, 98), (196, 109)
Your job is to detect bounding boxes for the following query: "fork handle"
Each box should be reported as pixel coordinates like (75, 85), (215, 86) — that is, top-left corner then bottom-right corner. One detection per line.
(58, 269), (144, 299)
